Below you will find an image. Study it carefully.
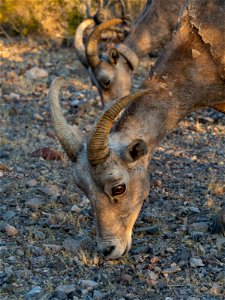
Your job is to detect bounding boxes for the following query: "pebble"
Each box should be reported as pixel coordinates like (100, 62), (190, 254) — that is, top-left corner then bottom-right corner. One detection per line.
(80, 279), (98, 288)
(63, 238), (81, 253)
(9, 92), (20, 100)
(189, 222), (208, 233)
(25, 67), (48, 80)
(93, 290), (106, 299)
(34, 113), (44, 121)
(5, 224), (18, 236)
(26, 198), (43, 209)
(4, 210), (16, 221)
(79, 195), (90, 207)
(25, 286), (43, 299)
(148, 191), (159, 203)
(209, 283), (222, 295)
(148, 271), (158, 280)
(71, 204), (82, 213)
(51, 290), (68, 299)
(26, 179), (38, 187)
(162, 266), (181, 274)
(40, 185), (59, 196)
(120, 274), (133, 283)
(189, 206), (200, 213)
(55, 284), (76, 294)
(190, 257), (205, 267)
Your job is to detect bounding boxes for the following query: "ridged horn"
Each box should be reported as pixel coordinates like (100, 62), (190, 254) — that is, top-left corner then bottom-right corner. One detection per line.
(86, 18), (123, 69)
(88, 89), (151, 166)
(74, 19), (95, 68)
(48, 77), (83, 162)
(116, 44), (139, 70)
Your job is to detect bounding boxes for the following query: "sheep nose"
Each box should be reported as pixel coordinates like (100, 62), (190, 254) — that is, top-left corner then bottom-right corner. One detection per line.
(101, 245), (115, 257)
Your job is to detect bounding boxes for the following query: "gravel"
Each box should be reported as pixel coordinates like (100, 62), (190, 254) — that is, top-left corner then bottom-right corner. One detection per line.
(0, 37), (224, 300)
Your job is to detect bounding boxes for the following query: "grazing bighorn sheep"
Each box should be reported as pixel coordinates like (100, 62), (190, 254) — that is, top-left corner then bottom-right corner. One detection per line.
(74, 0), (130, 73)
(85, 0), (185, 104)
(49, 0), (225, 259)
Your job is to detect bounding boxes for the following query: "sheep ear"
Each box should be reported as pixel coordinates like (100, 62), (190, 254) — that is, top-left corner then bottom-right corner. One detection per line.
(109, 48), (120, 65)
(122, 139), (148, 163)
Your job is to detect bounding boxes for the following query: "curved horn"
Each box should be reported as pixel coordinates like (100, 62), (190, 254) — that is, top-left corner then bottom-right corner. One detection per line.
(74, 19), (95, 68)
(88, 89), (151, 166)
(86, 18), (123, 69)
(48, 77), (83, 162)
(116, 44), (139, 70)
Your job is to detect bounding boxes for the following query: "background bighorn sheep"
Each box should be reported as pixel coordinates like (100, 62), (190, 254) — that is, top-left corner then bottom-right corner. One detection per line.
(49, 0), (225, 259)
(74, 0), (130, 78)
(83, 0), (184, 104)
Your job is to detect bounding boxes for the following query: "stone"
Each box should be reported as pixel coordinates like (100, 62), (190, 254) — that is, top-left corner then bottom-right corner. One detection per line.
(26, 198), (43, 209)
(148, 271), (158, 281)
(162, 266), (181, 274)
(26, 286), (43, 299)
(5, 224), (18, 236)
(189, 206), (200, 213)
(93, 290), (105, 299)
(189, 222), (208, 233)
(25, 67), (48, 80)
(39, 185), (59, 196)
(3, 210), (16, 221)
(209, 283), (222, 295)
(190, 257), (205, 267)
(80, 279), (98, 288)
(9, 92), (20, 100)
(51, 290), (68, 299)
(71, 204), (82, 213)
(120, 274), (133, 283)
(63, 238), (81, 253)
(55, 284), (76, 294)
(26, 179), (38, 187)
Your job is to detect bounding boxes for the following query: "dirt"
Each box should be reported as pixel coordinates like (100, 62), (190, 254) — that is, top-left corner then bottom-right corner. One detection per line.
(0, 37), (225, 300)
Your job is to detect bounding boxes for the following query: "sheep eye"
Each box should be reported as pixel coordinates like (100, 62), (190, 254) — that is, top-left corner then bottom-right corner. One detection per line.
(102, 79), (110, 89)
(104, 79), (110, 86)
(111, 184), (126, 196)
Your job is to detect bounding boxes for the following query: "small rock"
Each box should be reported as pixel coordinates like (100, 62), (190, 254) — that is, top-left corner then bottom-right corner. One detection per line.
(80, 279), (98, 288)
(16, 249), (25, 256)
(189, 257), (205, 267)
(120, 274), (132, 283)
(26, 286), (43, 299)
(216, 236), (225, 246)
(189, 206), (200, 213)
(148, 271), (158, 281)
(71, 204), (82, 213)
(79, 195), (90, 207)
(26, 198), (43, 209)
(25, 67), (48, 80)
(209, 283), (222, 295)
(189, 222), (208, 233)
(9, 92), (20, 100)
(40, 185), (59, 196)
(51, 290), (68, 300)
(5, 224), (18, 236)
(148, 191), (159, 203)
(93, 290), (106, 299)
(3, 210), (16, 221)
(55, 284), (76, 294)
(33, 113), (44, 121)
(63, 238), (81, 253)
(162, 266), (181, 274)
(26, 179), (38, 187)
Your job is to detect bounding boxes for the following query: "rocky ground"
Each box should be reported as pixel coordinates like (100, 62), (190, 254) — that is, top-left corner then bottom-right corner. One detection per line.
(0, 37), (225, 300)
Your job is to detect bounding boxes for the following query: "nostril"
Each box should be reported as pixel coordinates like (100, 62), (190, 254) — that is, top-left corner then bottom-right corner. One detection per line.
(102, 245), (115, 257)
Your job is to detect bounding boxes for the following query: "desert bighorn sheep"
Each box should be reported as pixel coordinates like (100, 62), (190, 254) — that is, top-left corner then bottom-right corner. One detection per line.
(84, 0), (185, 104)
(74, 0), (130, 74)
(49, 0), (225, 259)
